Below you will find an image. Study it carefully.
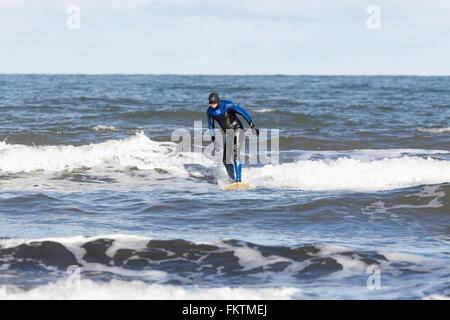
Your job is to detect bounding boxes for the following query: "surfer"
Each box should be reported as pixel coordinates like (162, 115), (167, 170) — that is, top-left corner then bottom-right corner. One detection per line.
(206, 92), (259, 183)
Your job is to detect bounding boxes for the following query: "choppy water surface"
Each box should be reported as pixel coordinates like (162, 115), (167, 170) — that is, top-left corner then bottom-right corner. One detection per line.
(0, 75), (449, 299)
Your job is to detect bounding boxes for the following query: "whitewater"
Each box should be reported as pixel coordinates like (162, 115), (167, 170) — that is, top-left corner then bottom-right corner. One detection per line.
(1, 75), (449, 299)
(1, 133), (449, 192)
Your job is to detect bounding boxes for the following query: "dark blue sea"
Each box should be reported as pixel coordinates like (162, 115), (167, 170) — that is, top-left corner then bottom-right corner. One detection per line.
(0, 75), (449, 299)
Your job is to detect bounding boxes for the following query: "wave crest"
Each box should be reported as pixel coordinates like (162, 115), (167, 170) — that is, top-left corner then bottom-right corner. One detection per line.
(246, 156), (450, 191)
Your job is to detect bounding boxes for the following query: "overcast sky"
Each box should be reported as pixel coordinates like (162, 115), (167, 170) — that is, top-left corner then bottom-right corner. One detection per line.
(1, 0), (449, 75)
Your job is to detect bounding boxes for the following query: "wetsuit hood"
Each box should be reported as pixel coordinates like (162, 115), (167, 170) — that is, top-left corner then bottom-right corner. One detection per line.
(208, 92), (221, 107)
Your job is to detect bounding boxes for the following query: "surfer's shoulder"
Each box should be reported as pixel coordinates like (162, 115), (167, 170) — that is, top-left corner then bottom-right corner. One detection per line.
(221, 100), (234, 109)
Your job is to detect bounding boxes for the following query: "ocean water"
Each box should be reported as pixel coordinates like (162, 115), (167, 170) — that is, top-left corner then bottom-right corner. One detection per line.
(0, 75), (449, 299)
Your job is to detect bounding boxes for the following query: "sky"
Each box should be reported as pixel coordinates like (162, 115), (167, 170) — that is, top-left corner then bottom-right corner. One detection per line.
(0, 0), (449, 75)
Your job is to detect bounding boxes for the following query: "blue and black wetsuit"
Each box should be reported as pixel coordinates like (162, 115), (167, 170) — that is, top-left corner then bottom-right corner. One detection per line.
(207, 100), (254, 182)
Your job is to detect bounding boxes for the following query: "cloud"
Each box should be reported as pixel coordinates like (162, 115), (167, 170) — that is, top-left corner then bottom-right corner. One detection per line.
(1, 0), (450, 74)
(1, 0), (449, 21)
(0, 0), (159, 11)
(0, 14), (31, 31)
(0, 0), (323, 16)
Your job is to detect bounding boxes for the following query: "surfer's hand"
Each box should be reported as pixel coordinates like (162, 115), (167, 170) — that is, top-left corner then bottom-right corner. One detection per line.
(211, 136), (216, 153)
(250, 123), (259, 136)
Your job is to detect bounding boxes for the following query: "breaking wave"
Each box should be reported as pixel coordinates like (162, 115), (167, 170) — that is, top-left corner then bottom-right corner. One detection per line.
(246, 156), (450, 191)
(0, 234), (447, 299)
(1, 133), (449, 192)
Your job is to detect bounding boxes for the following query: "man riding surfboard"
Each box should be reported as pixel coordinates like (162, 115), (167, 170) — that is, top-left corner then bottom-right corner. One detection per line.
(206, 92), (259, 184)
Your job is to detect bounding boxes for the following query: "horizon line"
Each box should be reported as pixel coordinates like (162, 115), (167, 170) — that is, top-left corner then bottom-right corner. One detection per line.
(1, 73), (450, 77)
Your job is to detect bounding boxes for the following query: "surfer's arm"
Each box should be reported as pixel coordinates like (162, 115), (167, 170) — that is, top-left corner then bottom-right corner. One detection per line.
(207, 111), (215, 141)
(228, 103), (259, 136)
(228, 103), (253, 125)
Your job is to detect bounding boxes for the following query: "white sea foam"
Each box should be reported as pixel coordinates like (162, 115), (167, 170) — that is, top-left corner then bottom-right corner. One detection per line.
(1, 134), (449, 192)
(423, 295), (450, 300)
(0, 280), (301, 300)
(418, 127), (450, 133)
(245, 156), (450, 191)
(1, 234), (447, 299)
(91, 125), (117, 132)
(0, 132), (188, 175)
(253, 108), (275, 113)
(296, 149), (449, 162)
(230, 243), (295, 271)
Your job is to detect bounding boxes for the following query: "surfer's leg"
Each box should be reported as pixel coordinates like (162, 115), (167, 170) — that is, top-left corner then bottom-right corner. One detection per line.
(223, 131), (235, 181)
(233, 128), (244, 182)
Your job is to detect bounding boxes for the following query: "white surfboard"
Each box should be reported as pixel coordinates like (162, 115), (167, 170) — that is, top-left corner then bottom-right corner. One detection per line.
(223, 182), (251, 191)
